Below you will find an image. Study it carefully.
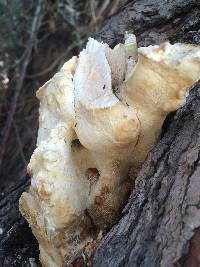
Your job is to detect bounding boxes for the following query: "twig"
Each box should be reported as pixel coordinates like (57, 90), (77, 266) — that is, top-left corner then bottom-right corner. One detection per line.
(26, 42), (77, 79)
(0, 0), (43, 172)
(107, 0), (126, 17)
(95, 0), (110, 23)
(89, 0), (98, 32)
(13, 121), (27, 166)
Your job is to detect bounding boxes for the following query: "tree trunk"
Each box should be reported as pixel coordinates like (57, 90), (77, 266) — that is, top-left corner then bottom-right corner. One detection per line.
(94, 78), (200, 267)
(94, 1), (200, 266)
(0, 176), (41, 266)
(1, 0), (200, 266)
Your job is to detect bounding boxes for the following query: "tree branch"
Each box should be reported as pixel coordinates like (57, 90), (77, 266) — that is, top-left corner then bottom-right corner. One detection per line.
(0, 0), (43, 172)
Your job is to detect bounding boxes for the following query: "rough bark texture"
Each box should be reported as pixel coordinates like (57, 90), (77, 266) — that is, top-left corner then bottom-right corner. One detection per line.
(0, 177), (41, 267)
(94, 1), (200, 266)
(0, 0), (200, 266)
(94, 82), (200, 267)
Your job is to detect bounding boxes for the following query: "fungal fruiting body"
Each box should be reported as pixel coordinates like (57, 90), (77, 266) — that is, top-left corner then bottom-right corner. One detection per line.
(19, 34), (200, 267)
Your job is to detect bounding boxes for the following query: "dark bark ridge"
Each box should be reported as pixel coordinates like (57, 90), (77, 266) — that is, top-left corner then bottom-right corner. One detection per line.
(94, 1), (200, 266)
(96, 0), (200, 47)
(0, 0), (200, 266)
(94, 83), (200, 267)
(0, 177), (41, 267)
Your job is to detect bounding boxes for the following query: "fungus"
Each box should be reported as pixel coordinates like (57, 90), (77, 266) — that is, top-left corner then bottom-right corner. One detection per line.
(19, 34), (200, 267)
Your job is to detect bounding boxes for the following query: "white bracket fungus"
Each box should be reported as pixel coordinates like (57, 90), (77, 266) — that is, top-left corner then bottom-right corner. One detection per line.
(19, 34), (200, 267)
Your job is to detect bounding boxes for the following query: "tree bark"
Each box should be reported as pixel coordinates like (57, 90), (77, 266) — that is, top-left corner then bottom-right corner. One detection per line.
(94, 82), (200, 267)
(0, 177), (41, 267)
(0, 0), (200, 266)
(94, 1), (200, 266)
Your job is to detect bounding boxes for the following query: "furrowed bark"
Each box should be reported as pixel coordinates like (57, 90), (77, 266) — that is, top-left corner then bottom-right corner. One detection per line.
(0, 177), (41, 266)
(94, 1), (200, 266)
(94, 82), (200, 267)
